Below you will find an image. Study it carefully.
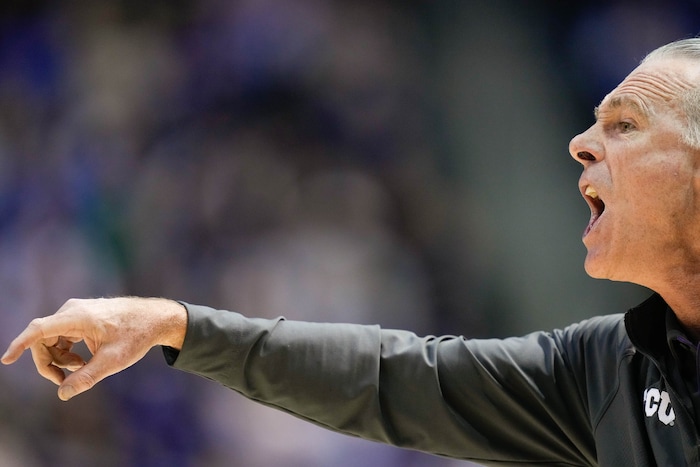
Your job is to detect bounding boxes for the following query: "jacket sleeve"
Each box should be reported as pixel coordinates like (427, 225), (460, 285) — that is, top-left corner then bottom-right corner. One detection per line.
(164, 303), (606, 466)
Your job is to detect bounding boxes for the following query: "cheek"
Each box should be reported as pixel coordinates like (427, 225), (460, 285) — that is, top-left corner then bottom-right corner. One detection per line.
(628, 172), (696, 231)
(630, 154), (693, 196)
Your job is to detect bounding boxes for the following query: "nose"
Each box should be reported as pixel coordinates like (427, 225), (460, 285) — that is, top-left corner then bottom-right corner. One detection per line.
(568, 126), (602, 165)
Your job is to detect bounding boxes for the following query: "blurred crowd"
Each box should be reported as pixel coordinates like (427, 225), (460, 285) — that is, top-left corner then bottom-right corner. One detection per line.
(0, 0), (697, 465)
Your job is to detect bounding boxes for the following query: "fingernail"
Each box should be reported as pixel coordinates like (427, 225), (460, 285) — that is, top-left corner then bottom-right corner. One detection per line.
(58, 385), (76, 401)
(1, 351), (9, 363)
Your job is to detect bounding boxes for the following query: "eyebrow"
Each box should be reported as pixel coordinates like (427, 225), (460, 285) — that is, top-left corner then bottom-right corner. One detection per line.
(593, 95), (651, 122)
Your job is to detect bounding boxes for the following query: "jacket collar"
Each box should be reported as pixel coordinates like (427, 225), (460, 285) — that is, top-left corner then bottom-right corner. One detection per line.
(624, 293), (671, 360)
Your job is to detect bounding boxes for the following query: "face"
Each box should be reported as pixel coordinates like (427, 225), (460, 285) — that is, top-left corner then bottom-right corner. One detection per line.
(569, 58), (700, 289)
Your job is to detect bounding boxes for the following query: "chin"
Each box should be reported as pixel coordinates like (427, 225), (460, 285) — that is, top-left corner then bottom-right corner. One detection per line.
(584, 256), (639, 285)
(583, 255), (612, 280)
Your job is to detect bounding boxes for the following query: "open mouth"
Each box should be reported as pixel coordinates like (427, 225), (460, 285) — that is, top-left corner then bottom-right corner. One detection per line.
(583, 185), (605, 237)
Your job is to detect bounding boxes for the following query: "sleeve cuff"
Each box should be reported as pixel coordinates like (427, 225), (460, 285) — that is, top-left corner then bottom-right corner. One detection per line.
(162, 345), (181, 366)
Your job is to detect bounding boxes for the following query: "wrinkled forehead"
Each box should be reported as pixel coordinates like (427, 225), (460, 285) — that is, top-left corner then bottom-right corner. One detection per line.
(599, 60), (696, 113)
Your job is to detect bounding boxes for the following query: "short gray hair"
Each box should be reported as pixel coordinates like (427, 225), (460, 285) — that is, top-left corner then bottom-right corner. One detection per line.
(642, 38), (700, 148)
(642, 37), (700, 62)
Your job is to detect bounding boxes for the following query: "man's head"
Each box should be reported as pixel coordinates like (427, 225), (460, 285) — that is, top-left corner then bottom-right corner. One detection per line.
(569, 38), (700, 292)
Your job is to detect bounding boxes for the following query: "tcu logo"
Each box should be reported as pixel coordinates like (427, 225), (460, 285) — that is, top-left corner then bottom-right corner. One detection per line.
(643, 387), (675, 426)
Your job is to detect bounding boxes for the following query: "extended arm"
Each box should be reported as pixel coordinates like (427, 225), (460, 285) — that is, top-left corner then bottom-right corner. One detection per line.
(3, 297), (603, 465)
(168, 303), (598, 465)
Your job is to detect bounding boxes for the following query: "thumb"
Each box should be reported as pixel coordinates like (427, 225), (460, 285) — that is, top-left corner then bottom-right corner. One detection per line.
(57, 352), (112, 401)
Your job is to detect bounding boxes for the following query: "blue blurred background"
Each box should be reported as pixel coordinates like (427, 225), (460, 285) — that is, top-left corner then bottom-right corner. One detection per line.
(0, 0), (695, 465)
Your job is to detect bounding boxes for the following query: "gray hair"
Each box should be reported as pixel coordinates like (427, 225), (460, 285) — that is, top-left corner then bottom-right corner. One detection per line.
(642, 37), (700, 62)
(642, 38), (700, 148)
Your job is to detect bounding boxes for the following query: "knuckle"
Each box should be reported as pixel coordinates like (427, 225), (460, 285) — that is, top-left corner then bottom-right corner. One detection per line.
(61, 298), (82, 312)
(74, 370), (98, 389)
(28, 317), (45, 328)
(27, 317), (48, 336)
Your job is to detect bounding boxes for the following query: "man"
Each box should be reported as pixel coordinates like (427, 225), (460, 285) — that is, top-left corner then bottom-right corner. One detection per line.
(4, 38), (700, 466)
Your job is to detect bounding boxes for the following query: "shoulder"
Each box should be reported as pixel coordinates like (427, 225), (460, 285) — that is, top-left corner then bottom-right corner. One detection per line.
(553, 314), (633, 370)
(558, 314), (630, 349)
(464, 314), (630, 363)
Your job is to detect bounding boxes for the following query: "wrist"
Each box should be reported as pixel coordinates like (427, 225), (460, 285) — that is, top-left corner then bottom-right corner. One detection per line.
(156, 299), (188, 350)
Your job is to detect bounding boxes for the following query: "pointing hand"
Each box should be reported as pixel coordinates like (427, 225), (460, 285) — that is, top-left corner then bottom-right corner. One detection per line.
(1, 297), (187, 401)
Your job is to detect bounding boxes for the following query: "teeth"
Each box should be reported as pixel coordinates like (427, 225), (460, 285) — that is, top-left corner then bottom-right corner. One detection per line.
(585, 186), (599, 199)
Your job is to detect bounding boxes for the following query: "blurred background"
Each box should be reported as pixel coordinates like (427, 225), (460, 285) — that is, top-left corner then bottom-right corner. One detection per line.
(0, 0), (695, 465)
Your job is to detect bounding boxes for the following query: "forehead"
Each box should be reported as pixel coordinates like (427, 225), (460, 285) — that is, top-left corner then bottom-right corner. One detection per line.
(597, 60), (695, 116)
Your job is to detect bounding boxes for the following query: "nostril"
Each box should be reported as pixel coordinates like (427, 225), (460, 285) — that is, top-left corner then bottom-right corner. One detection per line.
(577, 151), (596, 161)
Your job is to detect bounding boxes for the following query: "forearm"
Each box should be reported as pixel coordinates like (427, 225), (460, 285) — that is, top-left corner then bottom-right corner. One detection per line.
(166, 304), (386, 436)
(166, 304), (485, 458)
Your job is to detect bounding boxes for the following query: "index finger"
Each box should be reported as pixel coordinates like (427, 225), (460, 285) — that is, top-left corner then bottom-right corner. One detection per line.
(2, 315), (83, 365)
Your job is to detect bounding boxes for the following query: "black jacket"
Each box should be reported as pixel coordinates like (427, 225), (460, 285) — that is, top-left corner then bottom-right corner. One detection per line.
(165, 294), (699, 466)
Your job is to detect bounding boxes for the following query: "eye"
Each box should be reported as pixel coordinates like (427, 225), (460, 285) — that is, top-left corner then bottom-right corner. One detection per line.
(618, 121), (636, 133)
